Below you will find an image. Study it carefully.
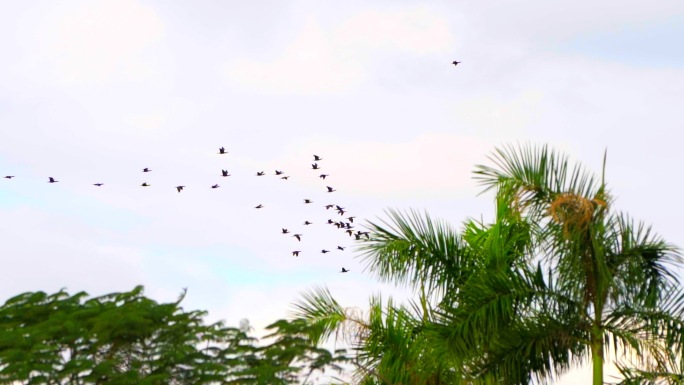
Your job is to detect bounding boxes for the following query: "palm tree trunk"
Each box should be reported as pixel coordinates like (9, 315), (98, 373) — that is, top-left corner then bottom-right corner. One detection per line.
(591, 329), (604, 385)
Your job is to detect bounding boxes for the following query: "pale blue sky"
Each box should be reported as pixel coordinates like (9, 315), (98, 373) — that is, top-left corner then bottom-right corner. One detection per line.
(1, 1), (683, 383)
(558, 13), (684, 66)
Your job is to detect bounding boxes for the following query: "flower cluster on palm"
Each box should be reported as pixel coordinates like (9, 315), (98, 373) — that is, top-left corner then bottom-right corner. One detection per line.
(292, 144), (684, 385)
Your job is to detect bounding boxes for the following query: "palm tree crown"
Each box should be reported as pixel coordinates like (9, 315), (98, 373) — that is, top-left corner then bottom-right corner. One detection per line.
(292, 144), (684, 385)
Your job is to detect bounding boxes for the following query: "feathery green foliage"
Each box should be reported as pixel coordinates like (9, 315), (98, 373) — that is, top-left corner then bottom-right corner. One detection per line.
(290, 143), (684, 385)
(0, 286), (348, 385)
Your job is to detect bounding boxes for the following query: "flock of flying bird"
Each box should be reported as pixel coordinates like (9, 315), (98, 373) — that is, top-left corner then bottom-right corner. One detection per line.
(3, 147), (363, 274)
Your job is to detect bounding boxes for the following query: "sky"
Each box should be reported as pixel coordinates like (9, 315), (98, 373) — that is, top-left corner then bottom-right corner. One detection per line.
(1, 0), (683, 383)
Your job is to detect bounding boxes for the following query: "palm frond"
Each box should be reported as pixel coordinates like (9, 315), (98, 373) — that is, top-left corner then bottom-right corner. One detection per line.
(473, 143), (608, 224)
(289, 285), (363, 346)
(352, 294), (461, 385)
(603, 212), (683, 309)
(356, 209), (468, 295)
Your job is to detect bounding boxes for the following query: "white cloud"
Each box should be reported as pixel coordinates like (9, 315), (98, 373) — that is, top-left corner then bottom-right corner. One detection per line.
(451, 90), (545, 133)
(466, 0), (684, 42)
(224, 20), (365, 95)
(272, 133), (493, 199)
(38, 0), (164, 85)
(222, 6), (454, 95)
(126, 113), (167, 134)
(336, 7), (455, 54)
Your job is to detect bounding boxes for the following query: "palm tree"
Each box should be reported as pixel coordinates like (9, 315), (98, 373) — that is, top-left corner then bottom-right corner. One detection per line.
(292, 144), (684, 385)
(436, 143), (684, 384)
(292, 210), (473, 385)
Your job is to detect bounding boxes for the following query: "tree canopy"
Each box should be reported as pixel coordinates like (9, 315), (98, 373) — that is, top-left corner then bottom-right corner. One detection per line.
(0, 286), (348, 385)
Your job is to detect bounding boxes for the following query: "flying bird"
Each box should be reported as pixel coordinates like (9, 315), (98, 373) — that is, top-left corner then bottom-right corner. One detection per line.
(327, 219), (334, 224)
(176, 186), (185, 193)
(219, 147), (227, 154)
(325, 204), (335, 210)
(93, 183), (104, 187)
(255, 204), (264, 209)
(256, 171), (265, 176)
(337, 246), (345, 251)
(313, 155), (322, 161)
(281, 176), (290, 180)
(326, 186), (335, 193)
(143, 168), (151, 172)
(321, 249), (330, 254)
(275, 170), (284, 175)
(452, 61), (461, 66)
(319, 174), (329, 179)
(4, 176), (14, 179)
(141, 183), (150, 187)
(48, 177), (58, 183)
(340, 267), (350, 273)
(304, 199), (313, 204)
(211, 184), (220, 189)
(221, 170), (231, 177)
(304, 221), (313, 225)
(293, 234), (302, 241)
(311, 163), (320, 170)
(347, 216), (355, 223)
(346, 229), (354, 236)
(282, 228), (290, 234)
(292, 251), (301, 257)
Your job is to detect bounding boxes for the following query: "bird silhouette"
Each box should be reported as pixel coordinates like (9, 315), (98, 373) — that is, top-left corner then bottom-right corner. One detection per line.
(452, 61), (461, 66)
(326, 186), (335, 193)
(48, 177), (58, 183)
(292, 251), (301, 257)
(346, 229), (354, 236)
(275, 170), (284, 175)
(141, 183), (150, 187)
(255, 204), (264, 209)
(347, 216), (355, 223)
(176, 186), (185, 193)
(256, 171), (265, 176)
(211, 184), (220, 189)
(321, 249), (330, 254)
(327, 219), (334, 224)
(4, 176), (14, 179)
(325, 204), (334, 210)
(282, 228), (290, 234)
(219, 147), (227, 154)
(304, 199), (313, 204)
(311, 163), (320, 170)
(354, 234), (361, 240)
(319, 174), (329, 179)
(293, 234), (302, 241)
(337, 208), (345, 216)
(313, 155), (322, 161)
(221, 170), (231, 177)
(304, 221), (313, 225)
(93, 183), (104, 187)
(281, 176), (290, 180)
(143, 168), (151, 172)
(337, 246), (345, 251)
(340, 267), (350, 273)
